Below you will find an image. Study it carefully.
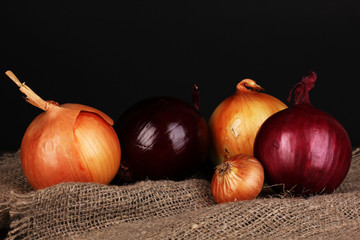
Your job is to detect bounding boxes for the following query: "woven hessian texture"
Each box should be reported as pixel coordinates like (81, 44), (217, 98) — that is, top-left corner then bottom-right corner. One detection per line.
(1, 149), (359, 239)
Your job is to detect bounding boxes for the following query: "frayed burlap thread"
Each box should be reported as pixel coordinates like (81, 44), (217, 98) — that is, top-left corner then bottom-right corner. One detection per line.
(1, 149), (360, 239)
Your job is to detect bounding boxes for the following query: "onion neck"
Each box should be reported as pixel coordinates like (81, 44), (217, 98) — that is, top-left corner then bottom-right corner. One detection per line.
(236, 79), (264, 93)
(6, 70), (58, 111)
(217, 161), (231, 177)
(192, 84), (200, 111)
(287, 71), (317, 105)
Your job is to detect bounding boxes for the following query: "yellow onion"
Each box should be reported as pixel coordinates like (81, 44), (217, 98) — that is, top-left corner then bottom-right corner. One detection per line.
(209, 79), (287, 165)
(211, 154), (264, 204)
(7, 71), (121, 190)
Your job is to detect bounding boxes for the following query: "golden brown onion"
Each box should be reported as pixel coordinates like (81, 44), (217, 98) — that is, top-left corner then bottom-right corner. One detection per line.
(7, 71), (121, 190)
(211, 154), (264, 204)
(209, 79), (287, 165)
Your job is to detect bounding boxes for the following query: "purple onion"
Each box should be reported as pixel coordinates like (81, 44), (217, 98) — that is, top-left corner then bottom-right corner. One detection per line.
(254, 72), (352, 195)
(114, 85), (209, 182)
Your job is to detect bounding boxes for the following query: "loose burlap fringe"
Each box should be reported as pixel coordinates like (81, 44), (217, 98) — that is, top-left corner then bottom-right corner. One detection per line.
(1, 149), (359, 239)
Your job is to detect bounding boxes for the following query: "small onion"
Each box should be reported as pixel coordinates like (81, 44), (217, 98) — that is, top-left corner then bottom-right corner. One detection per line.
(254, 72), (352, 195)
(7, 71), (121, 190)
(209, 79), (287, 165)
(211, 154), (264, 204)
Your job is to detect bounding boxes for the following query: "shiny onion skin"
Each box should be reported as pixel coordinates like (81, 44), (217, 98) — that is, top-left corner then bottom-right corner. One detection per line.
(254, 72), (352, 195)
(211, 154), (264, 204)
(114, 86), (209, 182)
(209, 79), (287, 166)
(7, 71), (121, 190)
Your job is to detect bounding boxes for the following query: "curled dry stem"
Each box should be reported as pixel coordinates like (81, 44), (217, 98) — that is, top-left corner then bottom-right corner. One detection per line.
(6, 70), (52, 111)
(236, 79), (264, 92)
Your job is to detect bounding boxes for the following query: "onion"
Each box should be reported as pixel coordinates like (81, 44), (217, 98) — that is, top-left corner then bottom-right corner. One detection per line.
(254, 72), (352, 195)
(211, 154), (264, 204)
(209, 79), (287, 165)
(7, 71), (121, 190)
(114, 85), (209, 182)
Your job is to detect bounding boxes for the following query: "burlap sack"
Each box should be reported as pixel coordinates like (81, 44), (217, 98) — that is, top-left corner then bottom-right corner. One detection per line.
(1, 149), (359, 239)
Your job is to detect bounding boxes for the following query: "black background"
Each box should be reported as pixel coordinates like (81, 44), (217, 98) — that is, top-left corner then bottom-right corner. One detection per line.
(1, 1), (359, 151)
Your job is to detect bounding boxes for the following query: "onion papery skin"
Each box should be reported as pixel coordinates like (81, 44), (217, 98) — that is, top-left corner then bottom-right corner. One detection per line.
(254, 72), (352, 195)
(209, 79), (287, 166)
(21, 103), (121, 190)
(211, 154), (264, 204)
(114, 97), (209, 182)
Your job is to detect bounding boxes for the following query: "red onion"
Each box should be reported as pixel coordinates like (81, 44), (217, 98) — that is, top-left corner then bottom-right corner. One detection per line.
(114, 85), (209, 182)
(254, 72), (352, 195)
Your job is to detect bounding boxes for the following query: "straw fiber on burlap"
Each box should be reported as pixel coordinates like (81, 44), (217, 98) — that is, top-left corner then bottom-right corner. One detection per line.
(1, 149), (359, 239)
